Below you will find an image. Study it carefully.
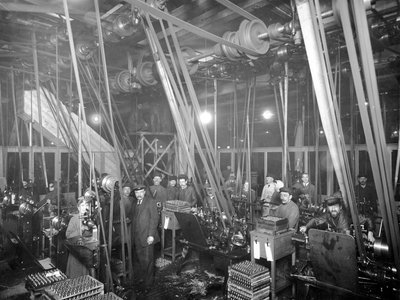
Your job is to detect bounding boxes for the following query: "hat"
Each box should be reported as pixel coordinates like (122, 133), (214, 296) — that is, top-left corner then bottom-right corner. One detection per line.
(169, 175), (177, 181)
(324, 195), (341, 206)
(266, 174), (275, 179)
(133, 184), (146, 191)
(269, 194), (282, 206)
(279, 187), (292, 194)
(153, 172), (162, 178)
(357, 174), (367, 179)
(178, 174), (188, 180)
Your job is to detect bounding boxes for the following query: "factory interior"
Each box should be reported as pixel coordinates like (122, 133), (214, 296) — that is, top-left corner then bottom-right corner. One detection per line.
(0, 0), (400, 299)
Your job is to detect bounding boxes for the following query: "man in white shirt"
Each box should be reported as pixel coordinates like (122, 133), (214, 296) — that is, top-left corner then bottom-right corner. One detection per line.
(260, 175), (276, 216)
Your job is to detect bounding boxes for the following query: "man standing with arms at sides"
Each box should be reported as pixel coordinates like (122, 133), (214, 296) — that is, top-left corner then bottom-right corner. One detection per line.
(177, 174), (197, 207)
(149, 172), (167, 213)
(260, 175), (276, 216)
(131, 185), (159, 293)
(299, 172), (318, 206)
(166, 175), (179, 200)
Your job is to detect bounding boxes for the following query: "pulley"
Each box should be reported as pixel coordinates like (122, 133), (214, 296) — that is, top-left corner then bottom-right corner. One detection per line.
(237, 19), (269, 59)
(109, 70), (142, 94)
(19, 202), (34, 216)
(112, 13), (139, 37)
(97, 174), (118, 193)
(276, 45), (291, 62)
(75, 41), (95, 60)
(207, 19), (270, 62)
(219, 31), (242, 61)
(136, 61), (158, 86)
(51, 216), (68, 231)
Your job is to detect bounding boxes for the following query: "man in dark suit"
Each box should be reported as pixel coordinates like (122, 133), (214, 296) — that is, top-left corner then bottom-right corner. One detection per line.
(131, 184), (160, 292)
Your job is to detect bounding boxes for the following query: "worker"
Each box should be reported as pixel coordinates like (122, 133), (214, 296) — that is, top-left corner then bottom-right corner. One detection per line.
(166, 175), (179, 200)
(270, 187), (300, 230)
(298, 172), (318, 206)
(260, 174), (276, 216)
(65, 197), (91, 278)
(300, 193), (350, 234)
(131, 184), (159, 293)
(149, 172), (167, 212)
(355, 174), (378, 240)
(177, 174), (197, 207)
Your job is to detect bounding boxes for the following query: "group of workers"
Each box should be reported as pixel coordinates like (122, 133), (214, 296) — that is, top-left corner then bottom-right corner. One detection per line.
(65, 172), (198, 294)
(257, 172), (378, 243)
(63, 169), (378, 294)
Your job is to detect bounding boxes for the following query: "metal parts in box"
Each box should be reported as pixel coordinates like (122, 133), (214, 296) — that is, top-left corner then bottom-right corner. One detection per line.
(255, 216), (288, 235)
(164, 200), (191, 213)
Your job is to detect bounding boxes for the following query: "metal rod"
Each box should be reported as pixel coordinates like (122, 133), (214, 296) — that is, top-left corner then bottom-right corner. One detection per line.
(296, 0), (366, 259)
(129, 0), (261, 57)
(215, 0), (260, 21)
(32, 32), (48, 187)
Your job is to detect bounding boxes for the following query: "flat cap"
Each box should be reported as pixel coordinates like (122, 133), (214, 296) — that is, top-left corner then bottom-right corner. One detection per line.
(132, 184), (146, 191)
(324, 195), (341, 206)
(279, 187), (292, 194)
(153, 172), (162, 178)
(177, 174), (188, 180)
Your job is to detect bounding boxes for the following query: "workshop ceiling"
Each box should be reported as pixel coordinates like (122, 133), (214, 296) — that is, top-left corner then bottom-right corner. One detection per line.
(0, 0), (399, 148)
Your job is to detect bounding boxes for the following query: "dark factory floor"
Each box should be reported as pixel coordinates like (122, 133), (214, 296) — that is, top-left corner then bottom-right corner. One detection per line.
(0, 240), (229, 300)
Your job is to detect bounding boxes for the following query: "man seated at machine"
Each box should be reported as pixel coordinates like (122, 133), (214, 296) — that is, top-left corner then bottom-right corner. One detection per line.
(300, 192), (350, 234)
(269, 187), (300, 231)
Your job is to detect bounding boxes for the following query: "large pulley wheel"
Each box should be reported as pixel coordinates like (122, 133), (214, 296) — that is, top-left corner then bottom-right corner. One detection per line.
(237, 19), (269, 59)
(137, 61), (158, 86)
(221, 31), (241, 61)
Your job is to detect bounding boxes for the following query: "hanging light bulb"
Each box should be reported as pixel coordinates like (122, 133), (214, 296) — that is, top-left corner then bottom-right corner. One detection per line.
(200, 110), (212, 124)
(262, 110), (274, 120)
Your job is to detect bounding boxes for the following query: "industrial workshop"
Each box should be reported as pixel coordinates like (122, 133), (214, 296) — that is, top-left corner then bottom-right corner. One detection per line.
(0, 0), (399, 299)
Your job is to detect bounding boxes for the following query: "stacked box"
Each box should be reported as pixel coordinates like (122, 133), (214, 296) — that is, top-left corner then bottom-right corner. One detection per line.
(164, 200), (191, 213)
(44, 275), (103, 300)
(86, 292), (123, 300)
(255, 216), (288, 235)
(25, 269), (68, 291)
(227, 260), (270, 300)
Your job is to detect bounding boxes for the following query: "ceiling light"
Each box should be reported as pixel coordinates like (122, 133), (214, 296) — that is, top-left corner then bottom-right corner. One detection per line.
(90, 113), (102, 125)
(200, 110), (212, 124)
(262, 110), (274, 120)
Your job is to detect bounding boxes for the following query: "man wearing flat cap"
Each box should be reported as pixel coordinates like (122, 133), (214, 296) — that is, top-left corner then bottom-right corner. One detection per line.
(131, 184), (159, 292)
(269, 187), (300, 230)
(355, 174), (378, 240)
(300, 192), (349, 234)
(166, 175), (179, 200)
(149, 172), (167, 213)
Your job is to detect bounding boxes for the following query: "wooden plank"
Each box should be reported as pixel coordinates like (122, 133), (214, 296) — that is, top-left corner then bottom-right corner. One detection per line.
(20, 88), (120, 177)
